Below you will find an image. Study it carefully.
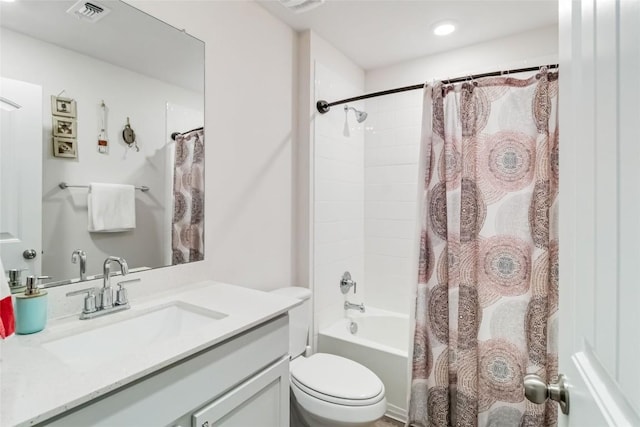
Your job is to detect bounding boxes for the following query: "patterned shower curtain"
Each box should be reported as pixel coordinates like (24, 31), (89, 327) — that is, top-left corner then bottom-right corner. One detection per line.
(172, 127), (204, 264)
(409, 70), (559, 427)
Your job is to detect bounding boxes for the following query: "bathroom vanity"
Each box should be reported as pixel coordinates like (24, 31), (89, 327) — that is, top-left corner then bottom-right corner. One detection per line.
(0, 282), (300, 427)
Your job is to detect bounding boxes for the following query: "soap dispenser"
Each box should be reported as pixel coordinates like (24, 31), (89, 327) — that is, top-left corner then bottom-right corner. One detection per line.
(15, 276), (50, 334)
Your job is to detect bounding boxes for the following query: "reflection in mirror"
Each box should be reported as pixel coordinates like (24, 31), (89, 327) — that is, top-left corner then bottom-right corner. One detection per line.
(0, 0), (205, 290)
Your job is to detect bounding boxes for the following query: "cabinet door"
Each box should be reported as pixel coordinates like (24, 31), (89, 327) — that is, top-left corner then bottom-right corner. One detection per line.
(192, 357), (289, 427)
(42, 316), (288, 427)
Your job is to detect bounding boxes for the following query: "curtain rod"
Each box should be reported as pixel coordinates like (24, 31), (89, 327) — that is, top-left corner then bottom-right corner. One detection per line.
(316, 63), (559, 114)
(171, 126), (204, 141)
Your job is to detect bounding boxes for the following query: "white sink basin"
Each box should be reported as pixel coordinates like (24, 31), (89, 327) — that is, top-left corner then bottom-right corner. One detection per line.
(43, 302), (227, 369)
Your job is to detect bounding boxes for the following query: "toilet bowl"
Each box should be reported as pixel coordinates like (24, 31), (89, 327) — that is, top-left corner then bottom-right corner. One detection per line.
(290, 353), (386, 427)
(270, 287), (387, 427)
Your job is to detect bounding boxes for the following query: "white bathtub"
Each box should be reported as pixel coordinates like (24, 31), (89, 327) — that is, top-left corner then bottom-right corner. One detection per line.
(318, 308), (409, 422)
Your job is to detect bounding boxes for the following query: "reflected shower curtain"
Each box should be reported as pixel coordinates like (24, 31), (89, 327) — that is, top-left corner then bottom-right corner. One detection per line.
(172, 127), (204, 264)
(409, 70), (559, 427)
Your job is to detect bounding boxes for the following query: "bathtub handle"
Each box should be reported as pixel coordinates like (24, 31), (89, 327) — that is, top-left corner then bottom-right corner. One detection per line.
(340, 271), (357, 294)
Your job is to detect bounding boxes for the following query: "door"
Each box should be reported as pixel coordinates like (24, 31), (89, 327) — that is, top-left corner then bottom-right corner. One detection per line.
(0, 78), (42, 280)
(555, 0), (640, 425)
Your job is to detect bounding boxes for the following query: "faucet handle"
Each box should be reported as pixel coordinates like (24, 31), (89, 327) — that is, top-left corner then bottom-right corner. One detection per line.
(115, 278), (139, 306)
(340, 271), (357, 294)
(66, 287), (97, 314)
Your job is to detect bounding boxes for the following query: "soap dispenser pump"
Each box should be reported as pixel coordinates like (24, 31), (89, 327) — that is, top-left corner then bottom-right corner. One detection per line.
(15, 275), (50, 334)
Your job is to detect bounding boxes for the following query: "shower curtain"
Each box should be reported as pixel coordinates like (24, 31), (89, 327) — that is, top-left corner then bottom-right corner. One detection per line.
(172, 127), (205, 265)
(409, 70), (559, 427)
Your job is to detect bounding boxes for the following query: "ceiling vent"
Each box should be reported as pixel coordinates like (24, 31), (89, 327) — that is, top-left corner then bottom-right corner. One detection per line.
(66, 0), (111, 23)
(279, 0), (325, 14)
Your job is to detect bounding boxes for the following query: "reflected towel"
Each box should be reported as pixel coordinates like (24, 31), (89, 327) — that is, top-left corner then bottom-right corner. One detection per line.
(88, 183), (136, 232)
(0, 257), (15, 339)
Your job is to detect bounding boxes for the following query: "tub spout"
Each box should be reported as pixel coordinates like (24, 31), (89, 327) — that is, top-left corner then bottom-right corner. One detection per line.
(344, 301), (365, 313)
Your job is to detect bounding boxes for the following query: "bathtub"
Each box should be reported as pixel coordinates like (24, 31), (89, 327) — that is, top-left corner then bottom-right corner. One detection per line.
(318, 308), (409, 422)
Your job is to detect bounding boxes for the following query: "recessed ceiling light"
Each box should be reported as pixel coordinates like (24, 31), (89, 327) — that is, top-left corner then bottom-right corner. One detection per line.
(279, 0), (325, 13)
(433, 22), (456, 36)
(1, 0), (17, 3)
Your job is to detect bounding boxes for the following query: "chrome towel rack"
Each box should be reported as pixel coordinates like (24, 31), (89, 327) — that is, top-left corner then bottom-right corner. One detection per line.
(58, 182), (150, 192)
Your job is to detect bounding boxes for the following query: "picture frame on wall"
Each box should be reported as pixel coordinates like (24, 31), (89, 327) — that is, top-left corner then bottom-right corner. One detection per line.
(51, 95), (76, 118)
(53, 137), (77, 158)
(52, 116), (77, 138)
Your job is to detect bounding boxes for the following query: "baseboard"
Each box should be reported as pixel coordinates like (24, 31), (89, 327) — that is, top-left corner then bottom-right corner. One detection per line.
(385, 403), (407, 424)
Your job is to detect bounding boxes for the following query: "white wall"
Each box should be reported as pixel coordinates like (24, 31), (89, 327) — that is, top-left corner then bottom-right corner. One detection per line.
(366, 25), (559, 91)
(363, 25), (559, 315)
(363, 94), (422, 314)
(314, 61), (365, 332)
(2, 0), (299, 320)
(1, 28), (202, 281)
(297, 31), (365, 347)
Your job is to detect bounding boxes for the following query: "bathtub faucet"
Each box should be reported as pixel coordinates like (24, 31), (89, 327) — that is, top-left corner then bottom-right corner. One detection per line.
(340, 271), (357, 294)
(344, 301), (365, 313)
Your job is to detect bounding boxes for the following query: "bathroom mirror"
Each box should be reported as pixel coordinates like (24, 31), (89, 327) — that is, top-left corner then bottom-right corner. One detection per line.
(0, 0), (205, 286)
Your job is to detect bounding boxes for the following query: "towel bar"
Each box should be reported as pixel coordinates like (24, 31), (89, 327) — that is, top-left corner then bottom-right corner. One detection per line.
(58, 182), (150, 192)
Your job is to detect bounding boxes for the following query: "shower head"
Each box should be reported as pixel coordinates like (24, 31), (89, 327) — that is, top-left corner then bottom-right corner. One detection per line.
(354, 109), (368, 123)
(345, 105), (368, 123)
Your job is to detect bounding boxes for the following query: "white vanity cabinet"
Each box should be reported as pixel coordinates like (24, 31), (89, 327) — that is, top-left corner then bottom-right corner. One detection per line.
(42, 315), (290, 427)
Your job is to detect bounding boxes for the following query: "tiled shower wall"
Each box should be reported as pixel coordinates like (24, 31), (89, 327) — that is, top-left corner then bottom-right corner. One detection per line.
(363, 92), (422, 314)
(313, 62), (365, 337)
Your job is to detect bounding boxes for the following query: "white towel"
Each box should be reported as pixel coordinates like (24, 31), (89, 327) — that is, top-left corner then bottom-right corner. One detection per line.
(88, 183), (136, 232)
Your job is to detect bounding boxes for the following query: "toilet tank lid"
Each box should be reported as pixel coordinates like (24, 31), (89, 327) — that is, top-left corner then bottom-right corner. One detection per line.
(270, 287), (311, 301)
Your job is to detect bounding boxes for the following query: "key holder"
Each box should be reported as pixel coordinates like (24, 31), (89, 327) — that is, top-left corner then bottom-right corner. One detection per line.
(122, 117), (139, 152)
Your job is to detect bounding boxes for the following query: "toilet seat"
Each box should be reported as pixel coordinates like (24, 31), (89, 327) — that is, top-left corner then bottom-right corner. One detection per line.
(290, 353), (385, 406)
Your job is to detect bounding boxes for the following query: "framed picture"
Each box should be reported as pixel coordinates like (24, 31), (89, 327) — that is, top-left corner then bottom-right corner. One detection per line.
(53, 137), (77, 158)
(51, 95), (76, 118)
(52, 116), (77, 138)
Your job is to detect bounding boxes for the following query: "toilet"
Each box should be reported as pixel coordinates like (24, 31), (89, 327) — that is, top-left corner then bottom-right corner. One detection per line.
(271, 287), (387, 427)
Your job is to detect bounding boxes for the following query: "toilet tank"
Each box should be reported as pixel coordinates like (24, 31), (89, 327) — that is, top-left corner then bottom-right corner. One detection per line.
(270, 287), (311, 358)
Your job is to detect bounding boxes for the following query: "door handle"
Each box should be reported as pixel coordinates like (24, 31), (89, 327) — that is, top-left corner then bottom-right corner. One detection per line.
(524, 373), (570, 415)
(23, 249), (37, 260)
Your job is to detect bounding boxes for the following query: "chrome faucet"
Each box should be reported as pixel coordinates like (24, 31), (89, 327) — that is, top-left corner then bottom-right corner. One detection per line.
(66, 256), (138, 320)
(340, 271), (357, 294)
(101, 256), (129, 309)
(344, 301), (365, 313)
(71, 249), (87, 281)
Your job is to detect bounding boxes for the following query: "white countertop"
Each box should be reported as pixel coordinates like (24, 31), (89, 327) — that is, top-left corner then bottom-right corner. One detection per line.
(0, 281), (301, 427)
